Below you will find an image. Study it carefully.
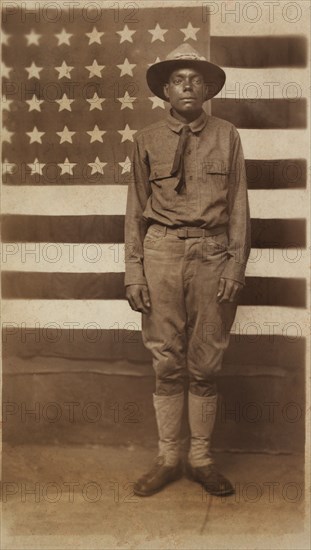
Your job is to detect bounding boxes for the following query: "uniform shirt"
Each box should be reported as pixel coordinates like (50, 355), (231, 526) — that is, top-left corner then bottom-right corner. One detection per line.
(124, 108), (251, 287)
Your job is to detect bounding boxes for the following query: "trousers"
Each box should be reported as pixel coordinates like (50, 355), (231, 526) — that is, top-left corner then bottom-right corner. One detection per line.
(141, 224), (239, 397)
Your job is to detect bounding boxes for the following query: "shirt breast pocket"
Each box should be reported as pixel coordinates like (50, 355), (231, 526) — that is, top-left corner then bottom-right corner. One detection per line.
(201, 162), (229, 203)
(149, 163), (179, 206)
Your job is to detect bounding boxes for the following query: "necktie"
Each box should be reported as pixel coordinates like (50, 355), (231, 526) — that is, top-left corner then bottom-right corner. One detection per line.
(170, 125), (191, 193)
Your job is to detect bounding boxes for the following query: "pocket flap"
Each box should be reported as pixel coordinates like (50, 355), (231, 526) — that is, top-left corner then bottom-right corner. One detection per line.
(203, 160), (229, 175)
(150, 163), (173, 180)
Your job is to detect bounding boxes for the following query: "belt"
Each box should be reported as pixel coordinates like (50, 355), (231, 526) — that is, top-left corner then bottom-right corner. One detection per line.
(151, 223), (227, 239)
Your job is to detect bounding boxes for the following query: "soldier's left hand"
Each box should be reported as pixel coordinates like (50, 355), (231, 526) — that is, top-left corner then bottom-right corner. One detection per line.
(217, 277), (243, 303)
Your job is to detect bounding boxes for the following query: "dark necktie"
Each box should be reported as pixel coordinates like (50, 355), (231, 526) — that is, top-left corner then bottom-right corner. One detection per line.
(170, 124), (191, 193)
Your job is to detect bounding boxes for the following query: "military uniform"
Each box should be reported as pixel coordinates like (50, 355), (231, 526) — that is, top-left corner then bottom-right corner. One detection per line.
(124, 44), (251, 495)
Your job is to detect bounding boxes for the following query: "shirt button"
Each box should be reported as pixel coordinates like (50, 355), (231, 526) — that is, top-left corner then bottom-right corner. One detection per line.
(189, 176), (193, 181)
(187, 149), (191, 155)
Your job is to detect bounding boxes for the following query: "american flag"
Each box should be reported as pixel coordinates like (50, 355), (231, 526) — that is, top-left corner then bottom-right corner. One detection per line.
(1, 2), (309, 451)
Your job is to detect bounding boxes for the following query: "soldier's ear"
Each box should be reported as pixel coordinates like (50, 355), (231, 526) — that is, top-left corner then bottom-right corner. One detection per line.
(163, 83), (170, 100)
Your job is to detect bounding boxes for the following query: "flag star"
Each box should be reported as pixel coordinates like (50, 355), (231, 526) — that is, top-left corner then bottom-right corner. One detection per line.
(116, 24), (136, 43)
(87, 125), (106, 143)
(117, 58), (136, 77)
(55, 60), (74, 79)
(86, 26), (104, 45)
(2, 159), (16, 175)
(56, 125), (76, 144)
(2, 127), (13, 143)
(2, 96), (13, 111)
(1, 62), (12, 79)
(85, 59), (105, 78)
(119, 156), (132, 174)
(148, 56), (161, 67)
(149, 96), (165, 109)
(28, 158), (45, 175)
(180, 22), (200, 41)
(88, 156), (107, 175)
(26, 126), (45, 144)
(1, 31), (11, 46)
(118, 124), (137, 143)
(55, 28), (73, 46)
(86, 92), (105, 111)
(26, 94), (44, 112)
(25, 61), (43, 79)
(58, 157), (76, 175)
(118, 91), (136, 110)
(55, 93), (74, 112)
(148, 23), (167, 42)
(25, 29), (41, 46)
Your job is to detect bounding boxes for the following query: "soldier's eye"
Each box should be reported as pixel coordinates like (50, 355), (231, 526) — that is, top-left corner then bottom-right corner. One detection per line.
(173, 78), (182, 85)
(193, 78), (202, 85)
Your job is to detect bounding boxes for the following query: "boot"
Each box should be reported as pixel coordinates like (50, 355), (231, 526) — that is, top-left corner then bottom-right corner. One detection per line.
(133, 392), (184, 496)
(186, 392), (234, 496)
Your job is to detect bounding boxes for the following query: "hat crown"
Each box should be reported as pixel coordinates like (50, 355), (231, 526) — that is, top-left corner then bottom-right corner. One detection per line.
(165, 43), (207, 62)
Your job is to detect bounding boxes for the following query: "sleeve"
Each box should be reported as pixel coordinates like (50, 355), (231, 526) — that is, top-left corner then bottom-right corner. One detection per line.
(220, 127), (251, 287)
(124, 133), (151, 287)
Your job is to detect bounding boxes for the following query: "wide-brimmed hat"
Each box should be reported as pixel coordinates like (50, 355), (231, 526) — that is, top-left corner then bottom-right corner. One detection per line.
(146, 43), (226, 102)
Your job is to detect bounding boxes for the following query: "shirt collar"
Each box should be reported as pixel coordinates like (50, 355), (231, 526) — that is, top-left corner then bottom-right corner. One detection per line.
(166, 108), (208, 134)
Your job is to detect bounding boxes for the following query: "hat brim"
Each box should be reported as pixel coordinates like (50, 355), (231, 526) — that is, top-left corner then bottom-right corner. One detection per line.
(146, 59), (226, 102)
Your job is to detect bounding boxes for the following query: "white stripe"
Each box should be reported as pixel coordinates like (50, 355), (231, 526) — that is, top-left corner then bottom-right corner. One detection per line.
(210, 2), (309, 36)
(218, 68), (309, 99)
(1, 184), (309, 218)
(238, 130), (308, 159)
(1, 301), (309, 336)
(1, 243), (309, 278)
(1, 186), (126, 216)
(249, 190), (309, 219)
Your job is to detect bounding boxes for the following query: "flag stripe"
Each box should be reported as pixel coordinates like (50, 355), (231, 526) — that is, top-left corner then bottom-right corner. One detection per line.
(211, 36), (307, 67)
(1, 187), (308, 218)
(1, 244), (309, 278)
(1, 216), (307, 247)
(1, 272), (307, 307)
(2, 331), (305, 373)
(211, 98), (307, 129)
(1, 300), (309, 336)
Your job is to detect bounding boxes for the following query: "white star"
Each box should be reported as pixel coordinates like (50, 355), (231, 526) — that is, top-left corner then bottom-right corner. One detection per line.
(1, 31), (11, 46)
(58, 157), (76, 175)
(55, 28), (73, 46)
(148, 23), (167, 43)
(86, 92), (105, 111)
(88, 156), (107, 175)
(119, 156), (132, 174)
(180, 22), (200, 41)
(149, 96), (165, 109)
(2, 127), (13, 143)
(25, 61), (43, 79)
(116, 25), (136, 43)
(1, 62), (12, 79)
(117, 58), (136, 77)
(25, 29), (41, 46)
(55, 93), (74, 112)
(56, 125), (75, 144)
(118, 124), (137, 143)
(85, 59), (105, 78)
(26, 126), (45, 144)
(2, 159), (16, 175)
(86, 26), (104, 45)
(118, 91), (136, 110)
(26, 95), (44, 112)
(1, 96), (13, 111)
(55, 61), (73, 79)
(148, 56), (161, 67)
(28, 158), (45, 176)
(87, 125), (106, 143)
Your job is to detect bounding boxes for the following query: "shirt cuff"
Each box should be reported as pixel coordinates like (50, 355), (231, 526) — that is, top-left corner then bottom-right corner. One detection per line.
(220, 256), (247, 287)
(124, 262), (148, 287)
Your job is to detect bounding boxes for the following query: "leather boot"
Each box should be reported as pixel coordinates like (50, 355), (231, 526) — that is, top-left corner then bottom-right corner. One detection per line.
(186, 392), (234, 496)
(134, 392), (184, 496)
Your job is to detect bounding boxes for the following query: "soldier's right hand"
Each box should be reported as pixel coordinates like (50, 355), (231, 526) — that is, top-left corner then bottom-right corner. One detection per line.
(125, 284), (151, 314)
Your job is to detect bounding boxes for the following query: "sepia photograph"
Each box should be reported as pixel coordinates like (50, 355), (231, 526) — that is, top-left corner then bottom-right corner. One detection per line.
(0, 0), (310, 548)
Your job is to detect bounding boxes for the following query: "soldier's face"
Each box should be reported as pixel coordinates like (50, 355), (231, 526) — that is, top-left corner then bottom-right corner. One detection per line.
(163, 67), (208, 114)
